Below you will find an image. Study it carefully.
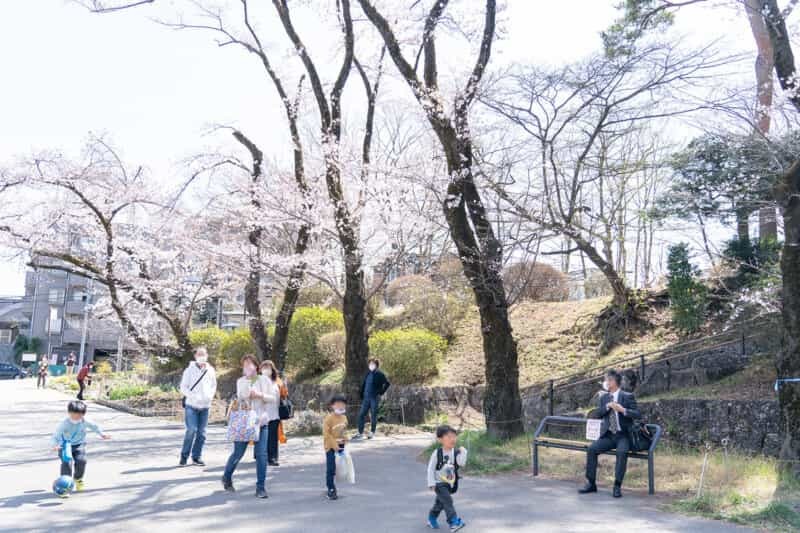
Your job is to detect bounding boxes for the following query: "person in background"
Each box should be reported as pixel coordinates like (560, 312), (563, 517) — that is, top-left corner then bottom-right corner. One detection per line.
(426, 425), (468, 531)
(323, 394), (348, 500)
(179, 347), (217, 467)
(37, 355), (49, 389)
(222, 354), (272, 498)
(51, 400), (111, 496)
(353, 358), (390, 440)
(259, 360), (283, 466)
(76, 361), (93, 400)
(65, 352), (76, 376)
(579, 368), (640, 498)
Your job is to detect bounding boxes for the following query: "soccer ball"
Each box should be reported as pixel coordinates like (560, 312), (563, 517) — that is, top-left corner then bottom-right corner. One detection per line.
(53, 475), (75, 496)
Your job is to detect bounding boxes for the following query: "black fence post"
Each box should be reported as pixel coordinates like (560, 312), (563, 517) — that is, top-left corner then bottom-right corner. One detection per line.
(741, 330), (746, 356)
(548, 380), (554, 416)
(640, 354), (646, 384)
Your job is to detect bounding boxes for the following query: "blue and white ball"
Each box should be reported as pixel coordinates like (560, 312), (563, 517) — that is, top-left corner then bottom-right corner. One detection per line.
(53, 475), (75, 496)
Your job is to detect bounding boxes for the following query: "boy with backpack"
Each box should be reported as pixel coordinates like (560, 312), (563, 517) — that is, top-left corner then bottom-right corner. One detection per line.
(51, 400), (111, 496)
(427, 425), (468, 530)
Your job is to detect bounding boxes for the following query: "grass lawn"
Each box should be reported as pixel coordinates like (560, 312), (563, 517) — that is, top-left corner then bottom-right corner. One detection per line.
(432, 429), (800, 531)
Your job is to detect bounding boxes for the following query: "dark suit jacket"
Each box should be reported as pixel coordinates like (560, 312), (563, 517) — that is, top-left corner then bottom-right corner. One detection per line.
(595, 390), (640, 435)
(359, 370), (390, 399)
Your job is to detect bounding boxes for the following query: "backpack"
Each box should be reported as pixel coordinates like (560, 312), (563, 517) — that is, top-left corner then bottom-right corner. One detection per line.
(436, 448), (460, 494)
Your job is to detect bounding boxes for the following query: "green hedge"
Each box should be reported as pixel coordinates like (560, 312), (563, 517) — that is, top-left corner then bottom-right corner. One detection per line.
(287, 307), (344, 375)
(369, 327), (445, 384)
(108, 383), (149, 401)
(219, 328), (256, 368)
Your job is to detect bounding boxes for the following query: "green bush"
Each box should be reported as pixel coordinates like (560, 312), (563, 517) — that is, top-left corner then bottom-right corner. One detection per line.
(368, 327), (445, 384)
(94, 360), (113, 375)
(667, 243), (707, 333)
(108, 383), (149, 401)
(219, 328), (256, 368)
(188, 326), (227, 364)
(722, 236), (781, 287)
(316, 330), (346, 369)
(286, 307), (344, 375)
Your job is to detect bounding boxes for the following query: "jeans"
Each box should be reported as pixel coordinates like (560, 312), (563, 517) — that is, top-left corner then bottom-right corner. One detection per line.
(585, 430), (631, 485)
(430, 483), (457, 523)
(77, 379), (85, 400)
(181, 406), (209, 461)
(224, 425), (268, 491)
(37, 374), (46, 389)
(59, 443), (87, 480)
(357, 397), (379, 434)
(325, 449), (336, 491)
(267, 419), (280, 463)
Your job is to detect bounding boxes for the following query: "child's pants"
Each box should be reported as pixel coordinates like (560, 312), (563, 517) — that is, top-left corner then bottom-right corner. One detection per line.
(325, 449), (336, 491)
(59, 444), (87, 480)
(430, 483), (457, 524)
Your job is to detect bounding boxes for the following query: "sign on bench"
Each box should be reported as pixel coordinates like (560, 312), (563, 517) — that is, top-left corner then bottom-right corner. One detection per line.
(585, 419), (601, 441)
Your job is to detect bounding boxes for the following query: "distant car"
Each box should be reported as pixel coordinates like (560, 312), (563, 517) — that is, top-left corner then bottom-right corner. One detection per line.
(0, 362), (27, 380)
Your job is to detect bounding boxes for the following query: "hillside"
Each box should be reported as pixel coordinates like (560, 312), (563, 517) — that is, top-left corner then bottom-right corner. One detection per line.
(437, 297), (685, 387)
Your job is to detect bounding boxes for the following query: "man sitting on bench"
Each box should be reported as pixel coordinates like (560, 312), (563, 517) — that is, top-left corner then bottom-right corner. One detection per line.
(579, 369), (640, 498)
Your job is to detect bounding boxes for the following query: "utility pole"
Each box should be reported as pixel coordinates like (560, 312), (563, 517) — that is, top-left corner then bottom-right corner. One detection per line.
(78, 278), (94, 368)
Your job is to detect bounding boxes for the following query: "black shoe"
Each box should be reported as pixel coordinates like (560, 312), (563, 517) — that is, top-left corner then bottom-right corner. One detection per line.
(613, 485), (622, 498)
(192, 458), (206, 467)
(578, 482), (597, 494)
(327, 489), (338, 500)
(268, 460), (280, 467)
(256, 488), (268, 499)
(179, 456), (187, 466)
(222, 477), (235, 492)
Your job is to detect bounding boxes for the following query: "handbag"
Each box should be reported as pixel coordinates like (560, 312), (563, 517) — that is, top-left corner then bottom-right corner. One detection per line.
(279, 397), (294, 420)
(226, 399), (259, 442)
(181, 369), (208, 409)
(628, 421), (653, 452)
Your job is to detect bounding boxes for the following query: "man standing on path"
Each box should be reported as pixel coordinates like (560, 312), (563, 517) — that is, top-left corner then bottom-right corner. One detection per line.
(179, 347), (216, 466)
(76, 361), (93, 400)
(36, 355), (49, 389)
(579, 369), (640, 498)
(65, 352), (76, 376)
(353, 358), (390, 440)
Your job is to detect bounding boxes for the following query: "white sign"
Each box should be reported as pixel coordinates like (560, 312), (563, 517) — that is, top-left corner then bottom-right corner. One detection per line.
(21, 352), (37, 362)
(586, 419), (602, 441)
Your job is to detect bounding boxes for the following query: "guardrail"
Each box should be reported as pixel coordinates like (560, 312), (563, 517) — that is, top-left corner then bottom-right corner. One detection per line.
(526, 313), (780, 416)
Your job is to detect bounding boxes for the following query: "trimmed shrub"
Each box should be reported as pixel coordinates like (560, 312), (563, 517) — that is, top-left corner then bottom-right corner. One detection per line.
(316, 330), (346, 369)
(219, 328), (256, 368)
(108, 383), (149, 401)
(504, 262), (569, 302)
(368, 327), (445, 384)
(188, 326), (227, 364)
(286, 307), (344, 375)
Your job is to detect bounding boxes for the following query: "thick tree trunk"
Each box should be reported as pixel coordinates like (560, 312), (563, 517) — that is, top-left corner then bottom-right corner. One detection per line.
(342, 252), (370, 404)
(778, 161), (800, 478)
(244, 269), (270, 362)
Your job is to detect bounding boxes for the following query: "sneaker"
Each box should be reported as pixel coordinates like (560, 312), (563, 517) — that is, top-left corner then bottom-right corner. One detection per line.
(351, 433), (364, 441)
(74, 479), (84, 492)
(179, 456), (188, 467)
(192, 458), (206, 467)
(427, 515), (440, 529)
(327, 488), (338, 500)
(222, 477), (235, 492)
(268, 460), (280, 467)
(367, 432), (374, 440)
(255, 488), (268, 499)
(449, 517), (465, 531)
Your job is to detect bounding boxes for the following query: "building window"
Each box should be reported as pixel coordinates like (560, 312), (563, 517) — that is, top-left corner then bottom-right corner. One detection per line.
(49, 289), (65, 304)
(65, 315), (83, 330)
(72, 289), (87, 302)
(0, 330), (11, 344)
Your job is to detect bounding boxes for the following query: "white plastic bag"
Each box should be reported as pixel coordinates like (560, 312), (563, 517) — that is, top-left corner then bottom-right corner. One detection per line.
(335, 448), (355, 484)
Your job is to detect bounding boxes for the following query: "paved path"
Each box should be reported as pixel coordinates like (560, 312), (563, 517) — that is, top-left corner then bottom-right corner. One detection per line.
(0, 380), (749, 532)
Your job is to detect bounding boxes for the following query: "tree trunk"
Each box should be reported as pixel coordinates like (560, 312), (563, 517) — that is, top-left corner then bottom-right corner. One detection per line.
(342, 251), (370, 404)
(271, 225), (311, 372)
(736, 210), (751, 243)
(778, 161), (800, 478)
(244, 269), (270, 362)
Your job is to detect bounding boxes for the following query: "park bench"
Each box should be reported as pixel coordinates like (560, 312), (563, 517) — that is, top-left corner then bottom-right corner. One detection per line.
(532, 415), (663, 494)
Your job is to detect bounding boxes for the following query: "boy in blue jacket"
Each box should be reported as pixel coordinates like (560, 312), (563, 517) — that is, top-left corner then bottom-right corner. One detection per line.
(51, 400), (110, 495)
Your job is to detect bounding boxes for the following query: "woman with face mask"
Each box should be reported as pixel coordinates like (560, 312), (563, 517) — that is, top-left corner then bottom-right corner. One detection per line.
(221, 354), (273, 498)
(259, 360), (283, 466)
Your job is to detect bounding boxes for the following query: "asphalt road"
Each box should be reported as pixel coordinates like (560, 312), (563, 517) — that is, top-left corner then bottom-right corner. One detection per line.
(0, 379), (750, 532)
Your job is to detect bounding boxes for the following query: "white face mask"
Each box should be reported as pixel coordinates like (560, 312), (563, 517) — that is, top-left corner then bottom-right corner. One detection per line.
(601, 380), (609, 392)
(195, 355), (208, 365)
(368, 364), (377, 372)
(333, 408), (346, 415)
(243, 365), (256, 377)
